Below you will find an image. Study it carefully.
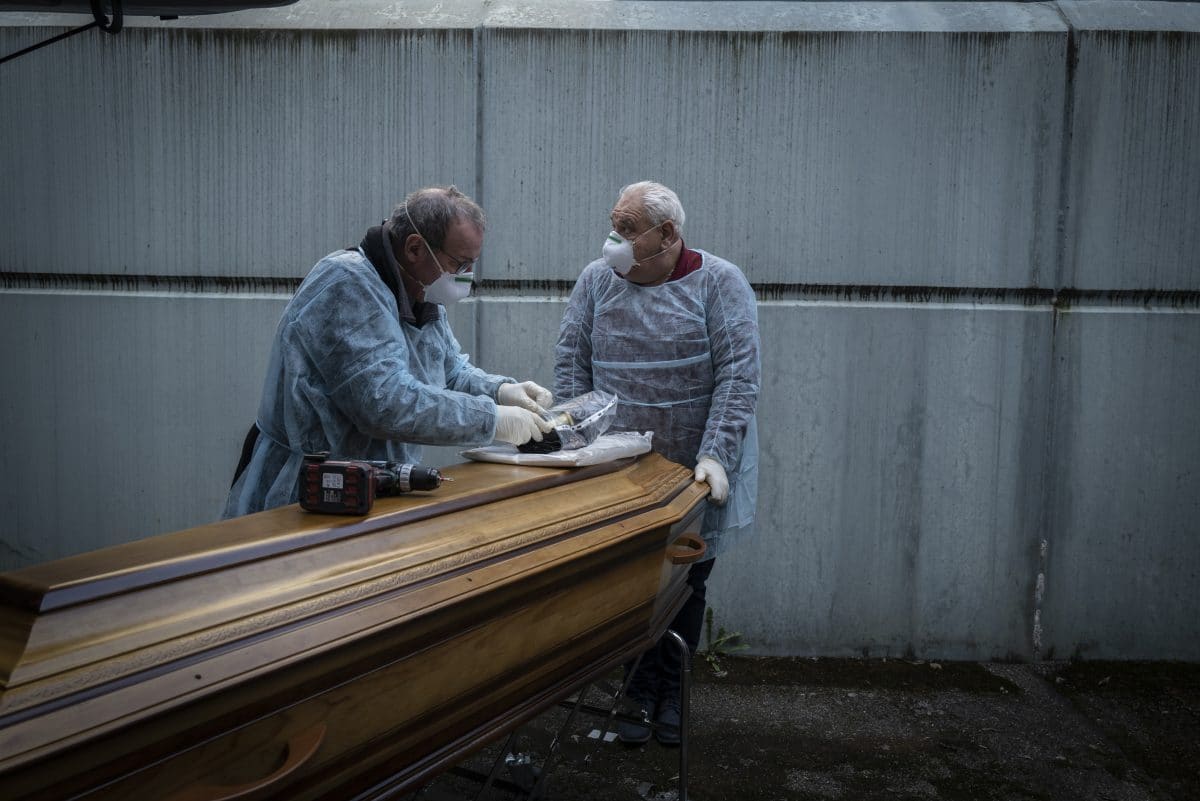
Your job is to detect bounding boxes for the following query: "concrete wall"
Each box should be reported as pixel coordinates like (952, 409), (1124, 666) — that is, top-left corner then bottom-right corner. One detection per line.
(1, 1), (1196, 660)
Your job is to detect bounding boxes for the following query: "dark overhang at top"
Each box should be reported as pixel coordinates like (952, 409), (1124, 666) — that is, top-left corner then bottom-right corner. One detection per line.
(0, 1), (298, 15)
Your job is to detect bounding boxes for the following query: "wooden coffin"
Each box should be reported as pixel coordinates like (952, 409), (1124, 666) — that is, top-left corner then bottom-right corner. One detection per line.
(0, 453), (708, 800)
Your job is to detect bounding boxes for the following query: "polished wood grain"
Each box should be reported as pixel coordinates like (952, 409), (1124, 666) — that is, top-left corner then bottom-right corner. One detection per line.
(0, 453), (708, 800)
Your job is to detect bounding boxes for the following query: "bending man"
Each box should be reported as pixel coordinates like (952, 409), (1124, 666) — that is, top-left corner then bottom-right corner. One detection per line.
(226, 185), (552, 517)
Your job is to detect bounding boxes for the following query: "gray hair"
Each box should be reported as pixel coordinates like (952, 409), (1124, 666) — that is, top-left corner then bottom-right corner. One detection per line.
(618, 181), (686, 235)
(387, 185), (486, 250)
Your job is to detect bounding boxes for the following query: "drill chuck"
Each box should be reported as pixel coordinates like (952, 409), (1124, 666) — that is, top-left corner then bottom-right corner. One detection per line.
(373, 462), (445, 494)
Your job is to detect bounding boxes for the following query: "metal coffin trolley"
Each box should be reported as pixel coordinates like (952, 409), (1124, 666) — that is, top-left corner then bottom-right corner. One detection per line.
(0, 453), (708, 800)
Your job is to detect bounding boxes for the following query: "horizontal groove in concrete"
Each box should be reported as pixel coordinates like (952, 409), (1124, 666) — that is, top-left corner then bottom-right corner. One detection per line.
(5, 272), (1199, 311)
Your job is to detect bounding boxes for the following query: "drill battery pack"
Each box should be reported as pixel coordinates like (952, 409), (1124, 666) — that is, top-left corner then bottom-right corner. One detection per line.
(299, 459), (376, 515)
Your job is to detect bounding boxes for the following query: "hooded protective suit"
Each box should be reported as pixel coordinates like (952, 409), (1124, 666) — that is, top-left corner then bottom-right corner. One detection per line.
(224, 247), (513, 518)
(554, 249), (760, 558)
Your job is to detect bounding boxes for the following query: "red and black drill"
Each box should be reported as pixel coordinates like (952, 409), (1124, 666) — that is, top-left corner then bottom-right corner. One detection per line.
(298, 453), (450, 515)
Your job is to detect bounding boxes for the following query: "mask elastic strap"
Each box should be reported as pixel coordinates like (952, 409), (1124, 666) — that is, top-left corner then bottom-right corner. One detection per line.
(393, 208), (443, 292)
(404, 206), (443, 270)
(634, 221), (672, 265)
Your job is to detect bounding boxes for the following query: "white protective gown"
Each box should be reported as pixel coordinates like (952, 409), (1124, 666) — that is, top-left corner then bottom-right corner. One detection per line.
(554, 249), (761, 558)
(224, 249), (512, 517)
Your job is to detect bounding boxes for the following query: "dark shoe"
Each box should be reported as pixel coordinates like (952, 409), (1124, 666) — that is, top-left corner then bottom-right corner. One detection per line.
(654, 698), (681, 746)
(617, 696), (656, 745)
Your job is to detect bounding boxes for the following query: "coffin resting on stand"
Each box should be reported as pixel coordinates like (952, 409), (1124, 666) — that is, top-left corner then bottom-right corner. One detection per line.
(0, 453), (708, 800)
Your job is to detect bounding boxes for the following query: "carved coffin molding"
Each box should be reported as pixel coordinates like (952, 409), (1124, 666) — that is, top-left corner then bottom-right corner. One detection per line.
(0, 453), (708, 800)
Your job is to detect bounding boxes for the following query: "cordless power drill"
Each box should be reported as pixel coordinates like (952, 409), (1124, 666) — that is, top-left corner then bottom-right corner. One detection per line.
(298, 453), (449, 515)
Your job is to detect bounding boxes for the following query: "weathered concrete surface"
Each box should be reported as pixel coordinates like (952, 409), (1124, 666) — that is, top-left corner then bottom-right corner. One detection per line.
(480, 4), (1067, 287)
(412, 656), (1200, 801)
(1040, 309), (1200, 662)
(708, 300), (1054, 662)
(1, 2), (1197, 662)
(0, 291), (286, 563)
(1059, 1), (1200, 290)
(0, 25), (476, 278)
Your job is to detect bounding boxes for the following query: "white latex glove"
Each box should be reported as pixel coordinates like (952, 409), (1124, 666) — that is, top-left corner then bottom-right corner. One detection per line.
(496, 381), (553, 414)
(494, 405), (554, 446)
(694, 457), (729, 504)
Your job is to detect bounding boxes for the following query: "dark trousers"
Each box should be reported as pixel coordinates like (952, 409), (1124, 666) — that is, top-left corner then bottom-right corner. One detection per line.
(626, 558), (716, 706)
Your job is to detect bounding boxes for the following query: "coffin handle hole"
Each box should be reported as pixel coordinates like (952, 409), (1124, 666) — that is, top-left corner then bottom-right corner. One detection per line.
(167, 722), (326, 801)
(667, 533), (707, 565)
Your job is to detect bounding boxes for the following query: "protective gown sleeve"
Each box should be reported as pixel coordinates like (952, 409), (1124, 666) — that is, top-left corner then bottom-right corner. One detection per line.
(697, 262), (761, 470)
(286, 259), (502, 447)
(438, 316), (514, 399)
(554, 263), (599, 399)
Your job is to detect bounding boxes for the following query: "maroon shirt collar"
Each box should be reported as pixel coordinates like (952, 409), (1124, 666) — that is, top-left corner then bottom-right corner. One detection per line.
(666, 242), (703, 282)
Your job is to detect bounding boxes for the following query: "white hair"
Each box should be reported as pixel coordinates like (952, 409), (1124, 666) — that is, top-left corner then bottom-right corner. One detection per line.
(618, 181), (686, 234)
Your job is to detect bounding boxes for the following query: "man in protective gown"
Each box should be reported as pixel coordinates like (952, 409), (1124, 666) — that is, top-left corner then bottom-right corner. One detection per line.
(555, 181), (761, 746)
(226, 186), (553, 517)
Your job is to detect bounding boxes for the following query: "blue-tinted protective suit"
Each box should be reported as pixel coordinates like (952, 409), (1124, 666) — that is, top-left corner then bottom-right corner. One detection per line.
(554, 250), (761, 558)
(224, 249), (513, 517)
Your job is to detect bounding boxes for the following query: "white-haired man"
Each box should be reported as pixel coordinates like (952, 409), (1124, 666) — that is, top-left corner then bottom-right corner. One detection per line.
(555, 181), (761, 745)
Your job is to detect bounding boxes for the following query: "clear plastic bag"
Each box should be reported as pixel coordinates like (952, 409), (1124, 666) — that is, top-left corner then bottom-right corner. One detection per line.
(518, 390), (619, 453)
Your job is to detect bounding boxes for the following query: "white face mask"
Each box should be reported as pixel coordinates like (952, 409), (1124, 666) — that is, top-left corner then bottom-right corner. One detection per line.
(404, 206), (475, 305)
(602, 232), (636, 275)
(601, 221), (667, 275)
(422, 269), (473, 305)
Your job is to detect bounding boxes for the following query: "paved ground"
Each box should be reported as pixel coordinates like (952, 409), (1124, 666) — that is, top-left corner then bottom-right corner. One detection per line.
(406, 656), (1200, 801)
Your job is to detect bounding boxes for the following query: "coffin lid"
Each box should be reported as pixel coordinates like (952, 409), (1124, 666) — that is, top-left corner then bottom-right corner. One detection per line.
(0, 456), (699, 717)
